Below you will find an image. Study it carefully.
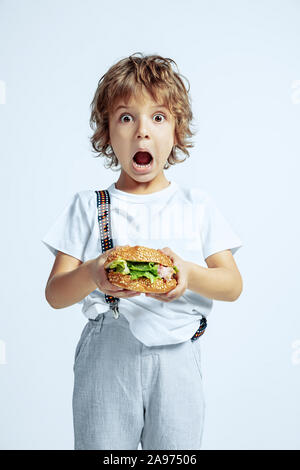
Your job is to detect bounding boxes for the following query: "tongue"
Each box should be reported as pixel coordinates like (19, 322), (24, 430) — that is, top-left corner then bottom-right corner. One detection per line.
(134, 152), (152, 165)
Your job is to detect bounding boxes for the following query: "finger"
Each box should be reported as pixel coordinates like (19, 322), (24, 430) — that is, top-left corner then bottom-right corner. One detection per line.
(106, 291), (129, 298)
(160, 247), (173, 254)
(165, 292), (176, 300)
(107, 284), (123, 292)
(106, 289), (141, 297)
(120, 292), (141, 297)
(105, 247), (116, 255)
(104, 282), (124, 291)
(146, 293), (169, 302)
(169, 283), (181, 294)
(158, 249), (170, 256)
(122, 293), (142, 298)
(159, 248), (174, 261)
(105, 278), (123, 290)
(105, 290), (124, 296)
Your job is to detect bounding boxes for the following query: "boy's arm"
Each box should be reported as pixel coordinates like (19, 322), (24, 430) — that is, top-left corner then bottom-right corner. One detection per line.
(45, 249), (141, 309)
(186, 249), (243, 301)
(146, 247), (243, 303)
(45, 254), (98, 309)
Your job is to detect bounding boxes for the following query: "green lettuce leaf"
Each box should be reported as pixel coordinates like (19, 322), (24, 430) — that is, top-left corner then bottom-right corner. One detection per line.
(126, 261), (158, 275)
(105, 258), (130, 274)
(106, 258), (178, 284)
(129, 270), (157, 283)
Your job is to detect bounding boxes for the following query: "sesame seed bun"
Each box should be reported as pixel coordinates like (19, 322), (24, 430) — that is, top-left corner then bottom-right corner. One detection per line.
(104, 245), (173, 268)
(104, 245), (177, 293)
(107, 271), (177, 293)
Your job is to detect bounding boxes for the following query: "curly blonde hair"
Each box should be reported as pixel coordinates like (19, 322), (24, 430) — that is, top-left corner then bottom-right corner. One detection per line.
(89, 52), (196, 170)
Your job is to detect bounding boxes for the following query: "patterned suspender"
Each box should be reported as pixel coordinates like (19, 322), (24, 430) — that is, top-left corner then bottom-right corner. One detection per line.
(95, 189), (207, 338)
(190, 316), (207, 341)
(95, 190), (120, 319)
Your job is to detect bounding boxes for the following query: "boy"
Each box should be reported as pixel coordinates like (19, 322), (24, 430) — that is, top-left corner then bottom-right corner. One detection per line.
(42, 52), (243, 450)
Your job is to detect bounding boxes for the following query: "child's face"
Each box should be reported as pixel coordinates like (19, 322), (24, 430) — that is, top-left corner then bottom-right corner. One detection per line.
(108, 89), (177, 186)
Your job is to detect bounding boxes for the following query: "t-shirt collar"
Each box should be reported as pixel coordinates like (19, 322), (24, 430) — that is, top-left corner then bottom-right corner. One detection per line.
(107, 180), (178, 203)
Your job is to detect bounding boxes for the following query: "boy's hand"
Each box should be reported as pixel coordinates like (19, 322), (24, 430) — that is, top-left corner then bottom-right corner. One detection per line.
(89, 247), (141, 298)
(145, 247), (190, 302)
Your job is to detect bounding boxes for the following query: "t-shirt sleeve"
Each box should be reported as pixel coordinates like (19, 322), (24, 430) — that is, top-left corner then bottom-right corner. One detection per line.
(41, 192), (92, 261)
(201, 193), (243, 260)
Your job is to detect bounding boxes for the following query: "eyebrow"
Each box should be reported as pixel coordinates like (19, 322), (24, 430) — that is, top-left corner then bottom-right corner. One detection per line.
(114, 104), (168, 112)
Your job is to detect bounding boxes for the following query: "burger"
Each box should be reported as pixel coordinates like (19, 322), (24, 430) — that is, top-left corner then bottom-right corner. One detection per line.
(104, 245), (179, 293)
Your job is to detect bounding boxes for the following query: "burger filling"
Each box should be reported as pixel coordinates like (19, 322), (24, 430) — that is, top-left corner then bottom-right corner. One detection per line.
(106, 258), (178, 284)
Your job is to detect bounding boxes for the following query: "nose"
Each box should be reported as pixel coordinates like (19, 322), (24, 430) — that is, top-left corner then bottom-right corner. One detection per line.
(135, 116), (149, 139)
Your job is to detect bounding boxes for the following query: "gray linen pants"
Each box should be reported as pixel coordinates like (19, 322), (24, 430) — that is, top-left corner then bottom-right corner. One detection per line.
(72, 310), (205, 450)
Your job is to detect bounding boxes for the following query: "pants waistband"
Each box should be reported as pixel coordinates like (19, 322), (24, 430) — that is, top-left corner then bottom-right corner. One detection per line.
(89, 309), (207, 342)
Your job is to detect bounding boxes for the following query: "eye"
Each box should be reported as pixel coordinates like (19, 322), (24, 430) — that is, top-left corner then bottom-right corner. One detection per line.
(119, 113), (166, 123)
(153, 113), (166, 123)
(120, 114), (132, 123)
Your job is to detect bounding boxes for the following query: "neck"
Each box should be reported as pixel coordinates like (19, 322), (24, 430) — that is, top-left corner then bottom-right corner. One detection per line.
(115, 171), (170, 195)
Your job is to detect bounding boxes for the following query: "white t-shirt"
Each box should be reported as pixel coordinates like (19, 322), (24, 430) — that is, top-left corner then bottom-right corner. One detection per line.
(42, 180), (243, 346)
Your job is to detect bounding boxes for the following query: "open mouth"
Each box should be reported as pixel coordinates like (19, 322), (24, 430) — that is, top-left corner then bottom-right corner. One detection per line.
(132, 151), (153, 169)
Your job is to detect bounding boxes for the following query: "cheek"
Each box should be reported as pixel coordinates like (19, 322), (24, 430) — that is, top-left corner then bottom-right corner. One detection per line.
(110, 123), (127, 138)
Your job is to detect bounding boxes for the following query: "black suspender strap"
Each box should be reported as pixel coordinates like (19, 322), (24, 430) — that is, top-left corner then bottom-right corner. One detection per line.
(190, 316), (207, 341)
(95, 190), (120, 319)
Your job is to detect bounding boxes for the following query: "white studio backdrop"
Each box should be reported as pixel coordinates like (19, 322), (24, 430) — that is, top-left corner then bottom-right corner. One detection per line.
(0, 0), (299, 450)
